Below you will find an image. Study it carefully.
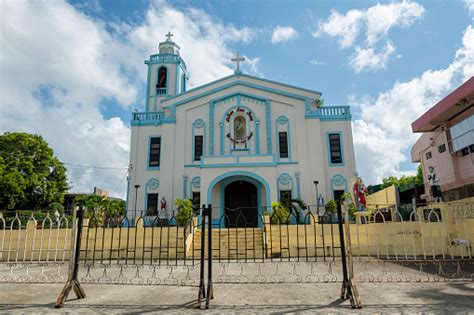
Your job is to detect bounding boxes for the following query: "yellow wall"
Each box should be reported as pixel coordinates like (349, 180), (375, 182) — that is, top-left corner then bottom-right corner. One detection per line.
(366, 185), (398, 206)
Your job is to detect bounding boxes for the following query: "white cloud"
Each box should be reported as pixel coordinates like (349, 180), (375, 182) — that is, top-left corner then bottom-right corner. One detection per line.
(129, 3), (256, 88)
(271, 26), (299, 44)
(309, 60), (326, 65)
(352, 25), (474, 184)
(350, 41), (395, 73)
(0, 0), (258, 198)
(465, 0), (474, 16)
(314, 1), (424, 72)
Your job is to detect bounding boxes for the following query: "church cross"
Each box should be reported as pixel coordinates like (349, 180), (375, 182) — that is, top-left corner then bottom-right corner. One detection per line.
(165, 31), (173, 41)
(231, 51), (245, 71)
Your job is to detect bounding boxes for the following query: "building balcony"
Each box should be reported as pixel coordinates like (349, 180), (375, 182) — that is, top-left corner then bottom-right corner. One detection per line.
(305, 106), (351, 121)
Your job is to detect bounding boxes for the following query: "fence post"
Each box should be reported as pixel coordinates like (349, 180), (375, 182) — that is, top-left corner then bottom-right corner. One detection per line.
(206, 204), (213, 308)
(197, 204), (207, 308)
(337, 203), (362, 309)
(55, 206), (86, 308)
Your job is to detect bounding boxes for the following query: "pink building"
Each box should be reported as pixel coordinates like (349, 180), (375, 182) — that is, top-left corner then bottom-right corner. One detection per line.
(411, 77), (474, 202)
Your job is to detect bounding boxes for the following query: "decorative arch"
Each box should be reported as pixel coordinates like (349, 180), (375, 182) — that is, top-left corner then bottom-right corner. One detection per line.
(156, 66), (168, 95)
(330, 173), (347, 198)
(277, 172), (294, 201)
(190, 176), (201, 192)
(220, 105), (257, 154)
(207, 171), (271, 208)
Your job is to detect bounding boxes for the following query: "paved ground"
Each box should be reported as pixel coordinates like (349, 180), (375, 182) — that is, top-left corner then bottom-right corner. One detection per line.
(1, 281), (473, 313)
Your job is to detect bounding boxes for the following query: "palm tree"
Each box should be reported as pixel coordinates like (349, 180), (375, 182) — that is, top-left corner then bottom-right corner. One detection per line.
(281, 198), (307, 223)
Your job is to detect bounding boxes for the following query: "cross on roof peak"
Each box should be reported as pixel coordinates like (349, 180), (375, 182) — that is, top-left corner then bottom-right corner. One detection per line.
(231, 51), (245, 72)
(165, 31), (173, 41)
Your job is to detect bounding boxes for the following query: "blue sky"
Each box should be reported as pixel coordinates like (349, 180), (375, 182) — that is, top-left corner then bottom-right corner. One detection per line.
(1, 0), (473, 197)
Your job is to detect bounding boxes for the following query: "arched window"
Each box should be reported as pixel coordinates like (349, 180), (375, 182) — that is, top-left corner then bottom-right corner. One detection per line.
(234, 116), (246, 142)
(156, 66), (167, 95)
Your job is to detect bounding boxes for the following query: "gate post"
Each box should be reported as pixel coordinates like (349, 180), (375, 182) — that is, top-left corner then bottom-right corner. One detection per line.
(337, 203), (362, 309)
(197, 204), (207, 308)
(55, 206), (86, 308)
(205, 204), (213, 308)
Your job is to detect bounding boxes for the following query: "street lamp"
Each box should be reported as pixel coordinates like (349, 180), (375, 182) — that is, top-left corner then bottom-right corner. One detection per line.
(134, 184), (140, 215)
(313, 181), (319, 207)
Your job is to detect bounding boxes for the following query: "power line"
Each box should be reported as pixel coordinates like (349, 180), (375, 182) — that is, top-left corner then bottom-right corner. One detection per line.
(63, 162), (128, 170)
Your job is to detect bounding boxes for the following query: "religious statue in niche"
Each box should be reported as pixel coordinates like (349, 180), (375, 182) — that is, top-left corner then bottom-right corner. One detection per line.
(234, 116), (246, 141)
(225, 110), (253, 147)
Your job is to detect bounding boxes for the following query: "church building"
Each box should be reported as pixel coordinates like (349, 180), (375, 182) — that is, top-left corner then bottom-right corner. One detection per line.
(126, 34), (357, 226)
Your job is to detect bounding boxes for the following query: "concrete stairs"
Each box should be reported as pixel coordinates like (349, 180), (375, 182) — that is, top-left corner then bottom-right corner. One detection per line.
(189, 228), (265, 259)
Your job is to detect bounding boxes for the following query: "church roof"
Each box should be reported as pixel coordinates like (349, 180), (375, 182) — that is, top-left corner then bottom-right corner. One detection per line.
(161, 72), (322, 108)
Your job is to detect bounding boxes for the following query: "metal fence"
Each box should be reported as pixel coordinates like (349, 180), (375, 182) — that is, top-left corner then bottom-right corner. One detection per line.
(1, 200), (472, 309)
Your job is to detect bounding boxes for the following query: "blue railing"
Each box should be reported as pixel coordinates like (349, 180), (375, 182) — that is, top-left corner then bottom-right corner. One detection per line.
(156, 88), (167, 95)
(306, 106), (351, 120)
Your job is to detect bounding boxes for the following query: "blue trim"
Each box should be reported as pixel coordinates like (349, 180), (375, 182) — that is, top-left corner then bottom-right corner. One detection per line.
(219, 176), (263, 228)
(182, 174), (188, 198)
(156, 65), (169, 97)
(183, 159), (298, 168)
(231, 148), (250, 152)
(330, 174), (348, 198)
(220, 104), (257, 155)
(192, 119), (206, 162)
(181, 74), (186, 93)
(163, 81), (310, 109)
(161, 73), (321, 104)
(209, 92), (269, 157)
(145, 64), (151, 111)
(277, 173), (294, 201)
(326, 131), (345, 167)
(147, 53), (187, 70)
(147, 135), (161, 170)
(175, 63), (179, 95)
(265, 100), (272, 154)
(209, 101), (215, 155)
(295, 172), (301, 199)
(144, 178), (160, 215)
(255, 120), (260, 154)
(275, 115), (291, 161)
(206, 171), (271, 228)
(190, 176), (201, 197)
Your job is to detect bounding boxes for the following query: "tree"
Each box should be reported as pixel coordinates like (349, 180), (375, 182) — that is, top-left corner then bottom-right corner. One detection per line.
(380, 164), (424, 189)
(0, 132), (68, 210)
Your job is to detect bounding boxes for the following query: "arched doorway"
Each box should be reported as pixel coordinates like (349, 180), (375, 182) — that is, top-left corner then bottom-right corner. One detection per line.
(224, 180), (258, 227)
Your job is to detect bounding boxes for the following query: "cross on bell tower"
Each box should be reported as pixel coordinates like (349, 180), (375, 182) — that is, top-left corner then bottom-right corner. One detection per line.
(231, 51), (245, 74)
(165, 31), (173, 41)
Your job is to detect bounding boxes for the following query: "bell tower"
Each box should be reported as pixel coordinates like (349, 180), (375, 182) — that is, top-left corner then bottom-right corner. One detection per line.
(144, 32), (188, 112)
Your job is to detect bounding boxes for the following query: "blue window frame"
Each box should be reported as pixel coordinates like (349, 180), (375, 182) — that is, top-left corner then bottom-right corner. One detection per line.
(148, 137), (161, 168)
(327, 132), (344, 166)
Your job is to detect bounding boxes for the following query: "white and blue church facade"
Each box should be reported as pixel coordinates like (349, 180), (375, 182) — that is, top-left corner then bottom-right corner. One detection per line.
(126, 35), (357, 226)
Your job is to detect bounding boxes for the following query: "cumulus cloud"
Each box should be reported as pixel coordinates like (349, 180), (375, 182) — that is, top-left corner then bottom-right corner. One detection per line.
(129, 3), (256, 87)
(314, 1), (424, 72)
(465, 0), (474, 16)
(0, 0), (258, 197)
(351, 25), (474, 184)
(271, 26), (299, 44)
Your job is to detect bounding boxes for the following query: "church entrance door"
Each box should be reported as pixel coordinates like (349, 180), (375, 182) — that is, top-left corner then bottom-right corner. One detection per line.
(224, 180), (258, 227)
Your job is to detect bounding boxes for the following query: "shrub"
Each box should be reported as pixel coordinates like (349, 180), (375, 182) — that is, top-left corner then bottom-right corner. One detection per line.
(175, 198), (193, 227)
(270, 202), (290, 224)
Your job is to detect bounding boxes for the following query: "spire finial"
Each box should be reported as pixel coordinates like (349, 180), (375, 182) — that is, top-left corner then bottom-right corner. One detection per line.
(165, 31), (173, 41)
(231, 51), (245, 74)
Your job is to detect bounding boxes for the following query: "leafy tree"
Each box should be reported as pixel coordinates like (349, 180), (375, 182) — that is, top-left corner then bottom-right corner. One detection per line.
(0, 132), (68, 210)
(380, 164), (423, 189)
